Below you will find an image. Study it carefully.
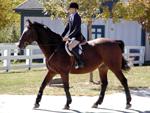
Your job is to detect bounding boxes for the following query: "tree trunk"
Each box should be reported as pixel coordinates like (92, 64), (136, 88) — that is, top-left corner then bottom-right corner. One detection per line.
(87, 19), (94, 82)
(87, 19), (92, 40)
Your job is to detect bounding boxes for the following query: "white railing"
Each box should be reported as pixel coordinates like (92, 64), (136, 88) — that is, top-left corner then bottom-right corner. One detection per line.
(0, 44), (145, 72)
(124, 46), (145, 66)
(0, 44), (45, 72)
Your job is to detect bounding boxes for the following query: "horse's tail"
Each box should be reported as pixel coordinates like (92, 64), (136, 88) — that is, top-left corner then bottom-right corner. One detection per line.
(115, 40), (131, 71)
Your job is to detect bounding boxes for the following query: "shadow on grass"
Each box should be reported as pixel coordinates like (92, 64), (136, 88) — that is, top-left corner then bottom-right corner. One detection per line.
(130, 87), (150, 97)
(0, 68), (45, 74)
(90, 86), (124, 92)
(48, 78), (74, 88)
(91, 86), (150, 97)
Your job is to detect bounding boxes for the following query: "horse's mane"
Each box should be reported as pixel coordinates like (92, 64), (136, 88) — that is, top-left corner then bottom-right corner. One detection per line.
(32, 21), (63, 44)
(33, 22), (62, 38)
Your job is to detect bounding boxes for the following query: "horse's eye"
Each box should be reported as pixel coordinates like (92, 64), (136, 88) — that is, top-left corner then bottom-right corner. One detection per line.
(24, 42), (29, 46)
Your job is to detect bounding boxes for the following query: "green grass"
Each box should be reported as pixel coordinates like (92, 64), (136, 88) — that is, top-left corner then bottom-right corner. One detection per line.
(0, 66), (150, 96)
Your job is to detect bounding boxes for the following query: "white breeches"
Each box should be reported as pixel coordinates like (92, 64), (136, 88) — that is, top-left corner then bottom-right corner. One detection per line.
(68, 38), (80, 51)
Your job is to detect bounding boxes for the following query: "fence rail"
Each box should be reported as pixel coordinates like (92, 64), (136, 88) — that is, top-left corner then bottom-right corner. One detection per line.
(0, 44), (45, 72)
(124, 46), (145, 66)
(0, 44), (145, 72)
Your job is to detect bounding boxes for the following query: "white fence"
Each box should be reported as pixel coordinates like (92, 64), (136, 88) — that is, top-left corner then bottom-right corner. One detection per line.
(0, 44), (45, 72)
(124, 46), (145, 66)
(0, 44), (145, 72)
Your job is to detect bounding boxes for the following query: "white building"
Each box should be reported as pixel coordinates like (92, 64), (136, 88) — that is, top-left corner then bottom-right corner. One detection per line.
(15, 0), (150, 62)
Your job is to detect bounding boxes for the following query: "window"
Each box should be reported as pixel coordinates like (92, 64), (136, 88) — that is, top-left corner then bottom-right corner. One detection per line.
(92, 25), (105, 39)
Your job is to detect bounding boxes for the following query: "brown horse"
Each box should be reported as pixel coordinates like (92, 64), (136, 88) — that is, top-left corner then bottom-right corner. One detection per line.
(18, 20), (131, 109)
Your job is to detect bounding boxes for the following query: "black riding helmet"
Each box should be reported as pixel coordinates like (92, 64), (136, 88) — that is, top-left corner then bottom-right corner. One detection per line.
(69, 2), (79, 9)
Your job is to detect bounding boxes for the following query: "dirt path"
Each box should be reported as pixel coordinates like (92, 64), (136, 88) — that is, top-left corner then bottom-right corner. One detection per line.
(0, 92), (150, 113)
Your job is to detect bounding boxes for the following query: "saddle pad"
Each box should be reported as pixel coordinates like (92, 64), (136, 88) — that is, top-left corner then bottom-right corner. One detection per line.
(65, 42), (83, 56)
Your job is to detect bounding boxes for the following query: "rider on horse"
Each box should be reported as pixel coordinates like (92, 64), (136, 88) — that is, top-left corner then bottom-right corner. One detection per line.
(62, 2), (85, 69)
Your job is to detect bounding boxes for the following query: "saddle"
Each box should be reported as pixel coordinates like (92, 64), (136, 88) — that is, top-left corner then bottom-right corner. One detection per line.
(65, 39), (87, 56)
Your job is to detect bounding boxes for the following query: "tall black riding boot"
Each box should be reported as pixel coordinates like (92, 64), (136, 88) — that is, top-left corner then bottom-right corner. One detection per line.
(71, 48), (84, 69)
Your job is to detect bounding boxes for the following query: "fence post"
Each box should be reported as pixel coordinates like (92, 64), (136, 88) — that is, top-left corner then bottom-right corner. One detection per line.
(26, 48), (32, 70)
(43, 58), (46, 64)
(3, 49), (10, 72)
(139, 47), (145, 66)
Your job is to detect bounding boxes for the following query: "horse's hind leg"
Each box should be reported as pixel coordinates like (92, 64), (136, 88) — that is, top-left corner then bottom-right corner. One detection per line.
(34, 70), (55, 108)
(92, 65), (108, 108)
(113, 70), (132, 109)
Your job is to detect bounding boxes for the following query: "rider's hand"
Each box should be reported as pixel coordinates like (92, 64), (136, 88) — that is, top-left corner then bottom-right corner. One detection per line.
(63, 36), (69, 42)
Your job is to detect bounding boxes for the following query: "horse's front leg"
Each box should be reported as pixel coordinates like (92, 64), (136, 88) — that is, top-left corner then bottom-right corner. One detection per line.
(61, 74), (72, 109)
(34, 70), (55, 108)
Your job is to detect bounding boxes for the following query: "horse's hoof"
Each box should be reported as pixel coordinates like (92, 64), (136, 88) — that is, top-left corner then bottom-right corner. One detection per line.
(126, 103), (132, 109)
(63, 105), (70, 110)
(33, 103), (40, 109)
(92, 104), (98, 108)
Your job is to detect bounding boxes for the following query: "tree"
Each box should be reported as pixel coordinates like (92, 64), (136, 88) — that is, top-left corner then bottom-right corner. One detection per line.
(102, 0), (150, 40)
(0, 0), (24, 42)
(0, 0), (13, 30)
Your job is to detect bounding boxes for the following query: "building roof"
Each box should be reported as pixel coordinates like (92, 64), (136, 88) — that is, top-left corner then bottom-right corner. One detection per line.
(15, 0), (43, 12)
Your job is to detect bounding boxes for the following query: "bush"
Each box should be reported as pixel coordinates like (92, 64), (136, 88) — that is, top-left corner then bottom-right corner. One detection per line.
(0, 24), (20, 43)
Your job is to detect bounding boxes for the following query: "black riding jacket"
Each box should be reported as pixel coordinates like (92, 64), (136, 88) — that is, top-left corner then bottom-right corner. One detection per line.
(61, 13), (85, 41)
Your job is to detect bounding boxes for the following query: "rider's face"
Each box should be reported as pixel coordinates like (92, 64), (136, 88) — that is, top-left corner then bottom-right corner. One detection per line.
(68, 8), (76, 14)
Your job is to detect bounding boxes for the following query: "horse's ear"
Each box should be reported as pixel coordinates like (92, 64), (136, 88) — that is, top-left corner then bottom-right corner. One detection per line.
(26, 19), (32, 27)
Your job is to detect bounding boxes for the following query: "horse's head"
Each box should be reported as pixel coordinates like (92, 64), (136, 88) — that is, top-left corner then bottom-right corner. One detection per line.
(18, 20), (38, 49)
(18, 19), (63, 49)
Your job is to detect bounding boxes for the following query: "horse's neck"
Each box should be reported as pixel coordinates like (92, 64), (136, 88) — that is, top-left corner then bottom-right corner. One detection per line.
(38, 43), (55, 59)
(35, 26), (63, 59)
